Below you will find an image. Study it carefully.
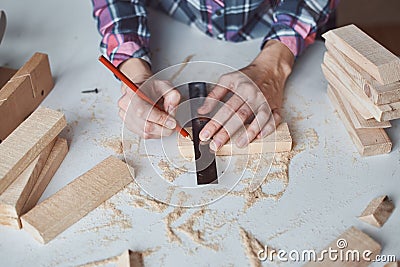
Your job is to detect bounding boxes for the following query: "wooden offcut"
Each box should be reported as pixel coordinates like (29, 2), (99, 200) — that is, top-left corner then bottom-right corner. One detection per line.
(0, 139), (55, 228)
(0, 107), (66, 195)
(325, 42), (400, 105)
(384, 262), (400, 267)
(358, 195), (395, 228)
(21, 156), (133, 244)
(327, 85), (392, 156)
(323, 24), (400, 84)
(305, 227), (381, 266)
(0, 67), (16, 89)
(117, 250), (144, 267)
(178, 122), (292, 157)
(323, 53), (400, 122)
(0, 53), (54, 141)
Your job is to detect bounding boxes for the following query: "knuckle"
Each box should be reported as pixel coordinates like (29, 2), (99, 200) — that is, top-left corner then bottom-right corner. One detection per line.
(136, 106), (145, 117)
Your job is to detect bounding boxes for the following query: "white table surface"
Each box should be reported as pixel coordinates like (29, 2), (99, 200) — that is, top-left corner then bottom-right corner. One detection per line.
(0, 1), (399, 266)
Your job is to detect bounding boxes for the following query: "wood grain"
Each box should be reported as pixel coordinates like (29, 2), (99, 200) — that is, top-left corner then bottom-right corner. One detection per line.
(0, 107), (66, 195)
(325, 42), (400, 105)
(322, 24), (400, 84)
(21, 156), (133, 244)
(0, 53), (54, 141)
(0, 67), (16, 89)
(327, 85), (392, 156)
(178, 122), (292, 157)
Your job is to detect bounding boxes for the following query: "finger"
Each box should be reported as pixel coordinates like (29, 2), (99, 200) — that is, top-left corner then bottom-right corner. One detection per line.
(120, 109), (169, 139)
(163, 89), (181, 116)
(209, 104), (252, 151)
(199, 93), (245, 142)
(236, 105), (272, 148)
(144, 120), (175, 137)
(257, 111), (282, 139)
(145, 104), (177, 130)
(198, 84), (229, 114)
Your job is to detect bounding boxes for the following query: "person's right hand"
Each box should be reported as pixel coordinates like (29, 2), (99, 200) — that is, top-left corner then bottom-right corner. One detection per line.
(118, 58), (181, 139)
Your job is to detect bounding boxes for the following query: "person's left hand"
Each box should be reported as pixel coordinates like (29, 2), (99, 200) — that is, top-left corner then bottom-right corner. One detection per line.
(197, 40), (294, 151)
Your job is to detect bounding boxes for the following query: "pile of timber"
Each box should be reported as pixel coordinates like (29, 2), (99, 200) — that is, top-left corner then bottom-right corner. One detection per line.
(321, 24), (400, 156)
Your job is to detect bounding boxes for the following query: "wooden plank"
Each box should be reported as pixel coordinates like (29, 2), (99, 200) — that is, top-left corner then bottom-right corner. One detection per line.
(21, 156), (133, 244)
(325, 42), (400, 105)
(384, 262), (400, 267)
(117, 250), (144, 267)
(327, 85), (392, 156)
(0, 107), (66, 195)
(178, 122), (292, 157)
(305, 227), (381, 266)
(0, 139), (55, 228)
(358, 195), (395, 228)
(0, 67), (17, 89)
(322, 24), (400, 84)
(0, 53), (54, 141)
(21, 137), (68, 214)
(322, 60), (400, 121)
(341, 95), (391, 129)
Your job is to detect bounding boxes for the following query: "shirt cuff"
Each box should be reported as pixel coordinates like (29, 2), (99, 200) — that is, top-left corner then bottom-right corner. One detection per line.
(101, 41), (152, 68)
(262, 23), (316, 57)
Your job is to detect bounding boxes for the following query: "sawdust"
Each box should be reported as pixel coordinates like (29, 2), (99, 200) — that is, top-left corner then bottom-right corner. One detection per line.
(239, 227), (265, 267)
(304, 128), (320, 149)
(158, 159), (187, 182)
(163, 192), (190, 244)
(169, 54), (195, 82)
(101, 137), (123, 154)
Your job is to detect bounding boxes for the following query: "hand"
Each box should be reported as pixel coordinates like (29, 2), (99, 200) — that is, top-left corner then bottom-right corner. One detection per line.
(118, 58), (181, 139)
(198, 40), (294, 151)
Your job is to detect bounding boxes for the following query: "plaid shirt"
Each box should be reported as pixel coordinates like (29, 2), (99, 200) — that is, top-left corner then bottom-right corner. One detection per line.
(92, 0), (338, 67)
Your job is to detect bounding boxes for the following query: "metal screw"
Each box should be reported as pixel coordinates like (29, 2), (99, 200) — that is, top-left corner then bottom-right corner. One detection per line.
(81, 88), (99, 94)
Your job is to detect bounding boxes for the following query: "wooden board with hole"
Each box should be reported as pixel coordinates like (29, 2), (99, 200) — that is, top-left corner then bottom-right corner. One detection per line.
(178, 122), (292, 157)
(0, 53), (54, 142)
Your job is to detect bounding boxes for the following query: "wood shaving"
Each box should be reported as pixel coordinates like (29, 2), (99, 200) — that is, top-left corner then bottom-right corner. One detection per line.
(169, 54), (195, 82)
(239, 227), (265, 267)
(158, 159), (187, 182)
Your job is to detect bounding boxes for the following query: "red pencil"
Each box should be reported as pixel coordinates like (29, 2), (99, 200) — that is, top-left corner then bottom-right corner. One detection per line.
(99, 55), (191, 139)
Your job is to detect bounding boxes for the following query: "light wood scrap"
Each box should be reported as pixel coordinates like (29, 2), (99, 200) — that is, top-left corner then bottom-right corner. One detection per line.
(358, 195), (395, 228)
(0, 107), (66, 195)
(0, 53), (54, 141)
(305, 227), (381, 267)
(21, 156), (133, 244)
(327, 85), (392, 156)
(384, 262), (400, 267)
(0, 139), (55, 228)
(323, 52), (400, 122)
(117, 250), (144, 267)
(325, 42), (400, 105)
(21, 137), (68, 214)
(341, 94), (391, 129)
(0, 67), (16, 89)
(178, 122), (292, 158)
(322, 24), (400, 84)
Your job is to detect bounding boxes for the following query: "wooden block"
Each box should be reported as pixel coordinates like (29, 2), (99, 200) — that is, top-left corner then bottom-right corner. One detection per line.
(322, 24), (400, 84)
(178, 122), (292, 157)
(117, 250), (144, 267)
(327, 85), (392, 156)
(0, 107), (66, 195)
(305, 227), (381, 266)
(384, 262), (400, 267)
(358, 195), (395, 228)
(322, 60), (400, 122)
(21, 137), (68, 214)
(325, 42), (400, 105)
(0, 53), (54, 141)
(341, 95), (391, 129)
(0, 67), (17, 89)
(0, 139), (55, 228)
(21, 156), (133, 244)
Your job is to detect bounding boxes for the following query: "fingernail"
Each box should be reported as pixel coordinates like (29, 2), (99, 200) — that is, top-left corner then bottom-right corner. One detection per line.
(200, 130), (210, 141)
(237, 137), (247, 148)
(167, 105), (174, 114)
(166, 119), (176, 129)
(210, 139), (221, 151)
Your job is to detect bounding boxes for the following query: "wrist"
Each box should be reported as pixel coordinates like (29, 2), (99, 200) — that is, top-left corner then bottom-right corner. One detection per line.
(253, 40), (294, 79)
(119, 57), (152, 84)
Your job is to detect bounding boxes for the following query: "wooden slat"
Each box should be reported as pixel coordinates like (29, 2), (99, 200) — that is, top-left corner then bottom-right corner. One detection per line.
(305, 227), (381, 266)
(0, 107), (66, 195)
(322, 58), (400, 121)
(0, 53), (54, 141)
(0, 139), (55, 228)
(322, 24), (400, 84)
(325, 42), (400, 105)
(21, 156), (133, 244)
(178, 122), (292, 158)
(21, 137), (68, 214)
(327, 85), (392, 156)
(0, 67), (17, 89)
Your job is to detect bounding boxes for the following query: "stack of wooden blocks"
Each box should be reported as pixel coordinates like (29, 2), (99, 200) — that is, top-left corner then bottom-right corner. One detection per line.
(0, 53), (68, 229)
(321, 24), (400, 156)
